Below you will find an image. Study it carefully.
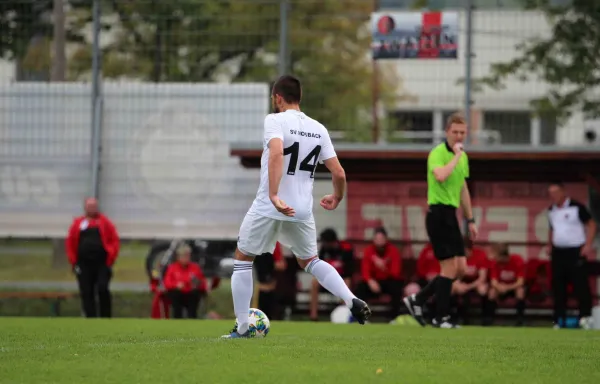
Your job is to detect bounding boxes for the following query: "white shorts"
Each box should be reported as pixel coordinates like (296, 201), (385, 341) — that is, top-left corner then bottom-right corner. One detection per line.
(237, 212), (318, 259)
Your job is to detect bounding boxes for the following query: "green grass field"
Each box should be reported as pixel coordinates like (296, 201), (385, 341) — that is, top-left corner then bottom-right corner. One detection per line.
(1, 319), (599, 384)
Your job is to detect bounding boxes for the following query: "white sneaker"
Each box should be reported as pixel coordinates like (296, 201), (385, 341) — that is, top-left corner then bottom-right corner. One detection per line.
(432, 317), (459, 329)
(579, 317), (593, 330)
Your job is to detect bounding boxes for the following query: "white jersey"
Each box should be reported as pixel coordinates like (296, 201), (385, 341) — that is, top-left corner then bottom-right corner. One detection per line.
(248, 109), (337, 222)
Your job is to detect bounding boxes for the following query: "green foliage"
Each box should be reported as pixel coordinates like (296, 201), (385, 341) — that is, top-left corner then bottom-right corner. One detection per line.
(64, 0), (404, 141)
(474, 0), (600, 122)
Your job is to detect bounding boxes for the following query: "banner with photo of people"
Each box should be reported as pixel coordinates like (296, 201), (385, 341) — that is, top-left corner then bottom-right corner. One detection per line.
(371, 11), (459, 60)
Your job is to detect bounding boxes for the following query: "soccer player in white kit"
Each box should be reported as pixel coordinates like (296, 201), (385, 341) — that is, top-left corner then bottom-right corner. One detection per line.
(223, 75), (371, 338)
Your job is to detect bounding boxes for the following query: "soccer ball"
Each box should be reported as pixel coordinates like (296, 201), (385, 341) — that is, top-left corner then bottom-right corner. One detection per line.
(235, 308), (270, 338)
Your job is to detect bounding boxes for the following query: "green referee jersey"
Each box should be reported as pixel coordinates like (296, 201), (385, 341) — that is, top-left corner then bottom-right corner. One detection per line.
(427, 141), (469, 208)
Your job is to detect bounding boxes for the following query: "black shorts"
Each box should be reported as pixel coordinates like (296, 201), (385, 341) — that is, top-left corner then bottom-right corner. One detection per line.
(254, 252), (276, 284)
(425, 204), (465, 261)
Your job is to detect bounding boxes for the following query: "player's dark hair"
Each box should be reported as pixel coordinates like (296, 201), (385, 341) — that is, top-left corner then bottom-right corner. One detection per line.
(491, 242), (509, 258)
(272, 75), (302, 104)
(319, 228), (338, 243)
(374, 227), (388, 237)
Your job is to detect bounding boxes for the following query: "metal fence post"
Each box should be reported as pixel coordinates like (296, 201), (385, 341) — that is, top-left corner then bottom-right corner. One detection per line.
(464, 0), (474, 144)
(278, 0), (289, 76)
(90, 0), (103, 199)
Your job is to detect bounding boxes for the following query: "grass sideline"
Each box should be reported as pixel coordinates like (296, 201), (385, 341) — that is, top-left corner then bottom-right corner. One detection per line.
(0, 284), (234, 318)
(0, 240), (149, 283)
(1, 319), (599, 384)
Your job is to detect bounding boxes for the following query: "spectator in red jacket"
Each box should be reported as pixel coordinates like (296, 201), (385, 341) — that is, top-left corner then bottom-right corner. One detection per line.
(357, 227), (403, 320)
(452, 237), (489, 325)
(416, 243), (440, 287)
(310, 228), (355, 321)
(485, 243), (526, 326)
(164, 243), (207, 319)
(66, 197), (119, 318)
(525, 258), (551, 304)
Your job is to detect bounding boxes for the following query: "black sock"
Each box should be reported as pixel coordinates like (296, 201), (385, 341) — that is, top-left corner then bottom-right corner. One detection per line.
(415, 276), (439, 304)
(516, 299), (525, 321)
(434, 276), (453, 321)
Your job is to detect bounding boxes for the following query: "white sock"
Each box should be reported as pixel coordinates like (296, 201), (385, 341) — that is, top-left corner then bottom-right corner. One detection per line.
(305, 258), (356, 307)
(232, 260), (253, 334)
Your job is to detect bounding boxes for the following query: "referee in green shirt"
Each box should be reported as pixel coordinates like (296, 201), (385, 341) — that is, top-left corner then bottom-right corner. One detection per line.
(404, 112), (478, 328)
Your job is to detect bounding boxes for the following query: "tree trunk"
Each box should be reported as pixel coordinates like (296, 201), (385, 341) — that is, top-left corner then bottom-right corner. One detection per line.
(51, 0), (66, 81)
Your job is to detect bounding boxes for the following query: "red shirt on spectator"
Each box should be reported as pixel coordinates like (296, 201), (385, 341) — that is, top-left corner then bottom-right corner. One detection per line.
(164, 262), (207, 293)
(273, 242), (283, 262)
(462, 248), (489, 283)
(361, 243), (402, 282)
(319, 241), (355, 278)
(526, 258), (551, 295)
(417, 244), (440, 280)
(490, 254), (525, 284)
(66, 214), (120, 267)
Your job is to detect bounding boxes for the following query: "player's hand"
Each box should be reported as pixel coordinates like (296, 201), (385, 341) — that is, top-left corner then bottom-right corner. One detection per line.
(581, 244), (594, 259)
(468, 222), (478, 240)
(368, 279), (381, 294)
(270, 195), (295, 217)
(453, 142), (464, 155)
(373, 257), (386, 271)
(320, 195), (341, 211)
(496, 284), (507, 294)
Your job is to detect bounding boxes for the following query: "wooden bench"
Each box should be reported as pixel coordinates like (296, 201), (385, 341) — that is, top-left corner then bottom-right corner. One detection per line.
(0, 292), (77, 317)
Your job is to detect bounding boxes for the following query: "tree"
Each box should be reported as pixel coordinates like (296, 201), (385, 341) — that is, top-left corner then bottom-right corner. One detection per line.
(474, 0), (600, 122)
(67, 0), (408, 141)
(1, 0), (89, 80)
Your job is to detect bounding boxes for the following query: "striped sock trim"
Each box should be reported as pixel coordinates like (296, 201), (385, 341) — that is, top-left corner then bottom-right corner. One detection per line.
(233, 260), (253, 273)
(305, 258), (321, 274)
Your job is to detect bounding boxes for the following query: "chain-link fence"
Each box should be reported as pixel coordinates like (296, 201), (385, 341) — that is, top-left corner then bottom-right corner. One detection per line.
(0, 1), (594, 240)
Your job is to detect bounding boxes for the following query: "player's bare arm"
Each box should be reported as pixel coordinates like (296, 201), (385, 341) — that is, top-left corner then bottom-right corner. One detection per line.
(504, 277), (524, 292)
(320, 156), (346, 211)
(460, 184), (478, 239)
(268, 138), (295, 217)
(432, 142), (463, 182)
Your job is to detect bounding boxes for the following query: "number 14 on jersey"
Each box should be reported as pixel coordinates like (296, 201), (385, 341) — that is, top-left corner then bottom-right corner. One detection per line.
(283, 142), (322, 178)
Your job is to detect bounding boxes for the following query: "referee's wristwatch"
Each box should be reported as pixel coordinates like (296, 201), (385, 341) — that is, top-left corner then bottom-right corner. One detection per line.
(466, 218), (475, 224)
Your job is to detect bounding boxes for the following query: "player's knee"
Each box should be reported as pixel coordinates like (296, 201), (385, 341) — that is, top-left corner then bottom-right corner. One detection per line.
(235, 248), (255, 262)
(488, 288), (497, 301)
(439, 259), (458, 279)
(296, 256), (317, 270)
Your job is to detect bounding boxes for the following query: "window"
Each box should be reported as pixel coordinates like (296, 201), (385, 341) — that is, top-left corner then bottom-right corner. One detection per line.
(388, 111), (433, 143)
(483, 111), (531, 144)
(540, 114), (557, 145)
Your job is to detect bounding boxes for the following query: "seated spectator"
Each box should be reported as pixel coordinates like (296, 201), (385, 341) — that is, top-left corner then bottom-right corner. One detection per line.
(452, 237), (489, 325)
(254, 242), (286, 319)
(417, 243), (440, 288)
(164, 243), (207, 319)
(526, 258), (551, 304)
(484, 243), (526, 326)
(310, 228), (355, 321)
(150, 272), (170, 319)
(356, 227), (403, 320)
